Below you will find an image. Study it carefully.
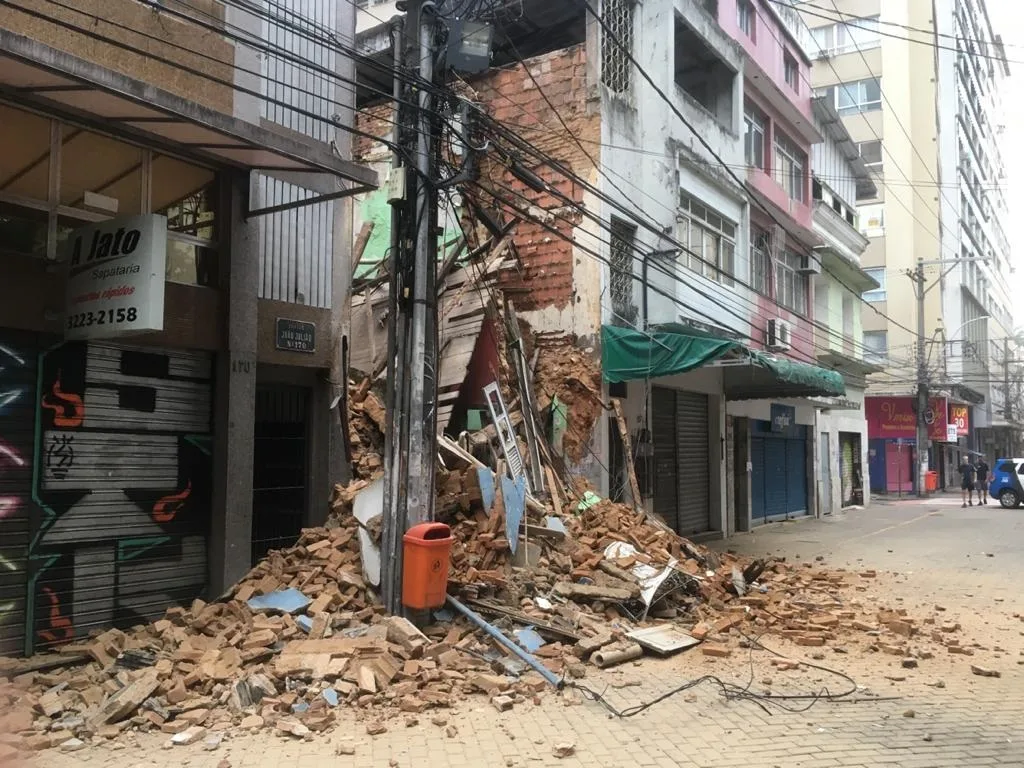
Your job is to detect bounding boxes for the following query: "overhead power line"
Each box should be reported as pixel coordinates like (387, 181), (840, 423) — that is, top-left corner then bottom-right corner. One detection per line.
(781, 1), (1022, 64)
(574, 0), (920, 342)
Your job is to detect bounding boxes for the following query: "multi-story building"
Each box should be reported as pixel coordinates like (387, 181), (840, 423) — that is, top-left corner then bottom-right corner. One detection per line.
(0, 1), (374, 655)
(354, 0), (848, 537)
(801, 0), (1014, 492)
(809, 95), (879, 513)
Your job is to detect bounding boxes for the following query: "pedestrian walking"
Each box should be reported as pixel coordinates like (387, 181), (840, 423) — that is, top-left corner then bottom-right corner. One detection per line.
(974, 456), (990, 505)
(958, 456), (976, 508)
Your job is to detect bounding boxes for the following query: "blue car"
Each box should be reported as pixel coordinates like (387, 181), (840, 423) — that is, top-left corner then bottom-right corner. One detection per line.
(989, 458), (1024, 508)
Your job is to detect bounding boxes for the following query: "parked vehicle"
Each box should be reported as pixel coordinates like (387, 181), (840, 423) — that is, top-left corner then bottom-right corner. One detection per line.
(989, 458), (1024, 508)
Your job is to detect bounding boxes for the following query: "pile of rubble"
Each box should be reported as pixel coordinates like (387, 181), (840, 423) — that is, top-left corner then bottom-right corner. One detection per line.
(0, 471), (978, 758)
(0, 231), (983, 758)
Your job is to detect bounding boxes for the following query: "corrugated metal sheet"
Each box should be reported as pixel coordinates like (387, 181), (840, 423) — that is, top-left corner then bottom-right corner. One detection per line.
(674, 391), (710, 536)
(29, 342), (213, 651)
(0, 330), (41, 656)
(257, 175), (334, 308)
(261, 0), (337, 143)
(257, 0), (338, 309)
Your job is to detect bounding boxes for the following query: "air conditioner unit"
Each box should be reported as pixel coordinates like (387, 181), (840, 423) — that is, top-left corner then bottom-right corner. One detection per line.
(767, 318), (792, 352)
(797, 253), (822, 275)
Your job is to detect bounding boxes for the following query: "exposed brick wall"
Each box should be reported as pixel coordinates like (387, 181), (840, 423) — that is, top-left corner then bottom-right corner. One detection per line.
(354, 44), (598, 314)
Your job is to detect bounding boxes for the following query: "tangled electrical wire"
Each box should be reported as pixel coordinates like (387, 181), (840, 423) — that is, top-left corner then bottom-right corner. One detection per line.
(559, 631), (885, 719)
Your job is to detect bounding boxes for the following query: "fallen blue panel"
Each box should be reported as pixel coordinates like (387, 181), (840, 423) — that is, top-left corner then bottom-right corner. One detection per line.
(477, 466), (496, 512)
(514, 626), (545, 653)
(247, 588), (312, 616)
(501, 475), (527, 555)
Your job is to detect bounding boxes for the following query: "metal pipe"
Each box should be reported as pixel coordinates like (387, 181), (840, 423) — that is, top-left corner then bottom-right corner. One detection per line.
(445, 595), (563, 689)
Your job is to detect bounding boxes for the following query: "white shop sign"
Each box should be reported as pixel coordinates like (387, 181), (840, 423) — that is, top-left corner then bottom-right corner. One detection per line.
(64, 214), (167, 340)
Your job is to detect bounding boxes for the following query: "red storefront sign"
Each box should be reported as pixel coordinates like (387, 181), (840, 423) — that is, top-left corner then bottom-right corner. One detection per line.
(866, 396), (948, 441)
(948, 404), (970, 436)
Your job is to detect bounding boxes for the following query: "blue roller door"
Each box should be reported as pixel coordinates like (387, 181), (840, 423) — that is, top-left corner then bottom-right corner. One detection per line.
(785, 438), (807, 513)
(751, 419), (809, 522)
(750, 438), (766, 520)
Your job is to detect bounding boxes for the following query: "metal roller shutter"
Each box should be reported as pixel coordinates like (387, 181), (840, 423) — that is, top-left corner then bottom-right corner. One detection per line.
(786, 438), (807, 514)
(0, 329), (43, 656)
(651, 388), (678, 531)
(751, 437), (766, 520)
(764, 442), (788, 517)
(840, 436), (855, 506)
(29, 341), (213, 652)
(674, 391), (710, 535)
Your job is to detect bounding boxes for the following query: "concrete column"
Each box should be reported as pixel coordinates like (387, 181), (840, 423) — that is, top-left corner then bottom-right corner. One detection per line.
(210, 170), (258, 596)
(733, 417), (752, 533)
(709, 395), (726, 535)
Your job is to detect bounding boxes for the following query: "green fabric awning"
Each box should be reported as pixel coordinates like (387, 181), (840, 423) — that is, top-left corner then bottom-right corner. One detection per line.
(735, 350), (846, 399)
(601, 324), (742, 383)
(600, 324), (846, 399)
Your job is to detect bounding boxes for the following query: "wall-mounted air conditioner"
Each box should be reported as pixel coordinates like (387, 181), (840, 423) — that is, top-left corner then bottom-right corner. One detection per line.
(767, 318), (792, 352)
(797, 253), (822, 275)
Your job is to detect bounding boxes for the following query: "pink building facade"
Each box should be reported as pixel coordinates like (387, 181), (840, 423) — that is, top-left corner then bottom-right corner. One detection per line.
(718, 0), (822, 361)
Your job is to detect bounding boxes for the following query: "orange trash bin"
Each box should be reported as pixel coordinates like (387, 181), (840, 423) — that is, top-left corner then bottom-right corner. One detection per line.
(925, 471), (938, 492)
(402, 522), (453, 610)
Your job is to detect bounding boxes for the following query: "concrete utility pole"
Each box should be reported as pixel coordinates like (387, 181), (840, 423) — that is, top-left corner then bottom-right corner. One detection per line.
(914, 256), (928, 498)
(1004, 338), (1012, 422)
(381, 0), (440, 614)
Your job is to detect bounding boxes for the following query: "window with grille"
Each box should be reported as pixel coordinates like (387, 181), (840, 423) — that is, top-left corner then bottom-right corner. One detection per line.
(677, 193), (737, 285)
(601, 0), (633, 94)
(610, 217), (637, 325)
(773, 130), (806, 203)
(751, 228), (772, 293)
(744, 102), (767, 170)
(775, 250), (808, 315)
(737, 0), (755, 40)
(784, 52), (799, 92)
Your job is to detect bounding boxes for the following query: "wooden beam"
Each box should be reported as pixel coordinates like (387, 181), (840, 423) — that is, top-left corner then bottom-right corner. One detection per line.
(350, 220), (375, 278)
(611, 398), (643, 512)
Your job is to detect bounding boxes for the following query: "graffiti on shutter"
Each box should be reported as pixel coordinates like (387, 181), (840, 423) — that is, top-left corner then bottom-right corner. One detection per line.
(0, 332), (38, 655)
(29, 342), (212, 651)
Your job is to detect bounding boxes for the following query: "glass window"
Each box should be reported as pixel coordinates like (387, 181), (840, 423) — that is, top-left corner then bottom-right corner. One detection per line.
(859, 140), (883, 170)
(863, 267), (886, 302)
(775, 250), (808, 315)
(863, 330), (887, 363)
(750, 228), (772, 293)
(153, 154), (219, 288)
(858, 203), (885, 236)
(737, 0), (755, 40)
(744, 103), (767, 170)
(784, 52), (799, 92)
(831, 78), (882, 116)
(811, 16), (879, 56)
(773, 131), (806, 203)
(677, 192), (737, 285)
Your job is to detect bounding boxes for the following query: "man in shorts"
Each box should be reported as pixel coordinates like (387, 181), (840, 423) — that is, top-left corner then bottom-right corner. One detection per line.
(958, 456), (976, 508)
(974, 456), (990, 505)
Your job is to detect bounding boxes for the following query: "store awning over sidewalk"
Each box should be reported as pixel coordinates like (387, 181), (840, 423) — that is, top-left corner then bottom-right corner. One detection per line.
(601, 324), (846, 399)
(0, 30), (377, 193)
